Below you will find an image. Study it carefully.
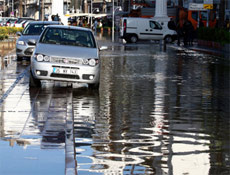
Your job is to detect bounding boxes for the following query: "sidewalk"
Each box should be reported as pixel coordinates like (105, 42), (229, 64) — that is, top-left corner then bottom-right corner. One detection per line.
(190, 42), (229, 57)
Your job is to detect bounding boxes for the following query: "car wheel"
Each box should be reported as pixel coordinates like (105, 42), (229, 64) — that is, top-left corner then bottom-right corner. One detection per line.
(164, 35), (173, 43)
(130, 35), (138, 43)
(124, 37), (131, 43)
(17, 55), (23, 61)
(88, 83), (99, 89)
(29, 70), (41, 87)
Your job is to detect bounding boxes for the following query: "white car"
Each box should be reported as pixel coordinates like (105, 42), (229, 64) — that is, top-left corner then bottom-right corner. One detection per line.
(30, 25), (106, 88)
(120, 17), (177, 43)
(15, 20), (27, 28)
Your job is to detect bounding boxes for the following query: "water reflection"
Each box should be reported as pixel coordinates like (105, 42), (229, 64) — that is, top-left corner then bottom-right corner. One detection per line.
(0, 84), (68, 174)
(74, 44), (229, 174)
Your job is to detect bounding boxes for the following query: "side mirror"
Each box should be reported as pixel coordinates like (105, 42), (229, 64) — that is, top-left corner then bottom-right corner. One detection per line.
(16, 31), (22, 36)
(99, 46), (108, 51)
(28, 39), (37, 46)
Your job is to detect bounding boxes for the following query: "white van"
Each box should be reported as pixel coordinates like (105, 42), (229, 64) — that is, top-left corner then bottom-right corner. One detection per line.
(120, 17), (177, 43)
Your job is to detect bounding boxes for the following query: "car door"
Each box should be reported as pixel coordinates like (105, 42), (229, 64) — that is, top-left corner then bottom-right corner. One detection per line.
(148, 20), (164, 40)
(139, 20), (164, 40)
(139, 19), (151, 40)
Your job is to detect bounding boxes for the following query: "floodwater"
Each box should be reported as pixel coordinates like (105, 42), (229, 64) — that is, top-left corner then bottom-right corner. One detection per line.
(73, 41), (230, 174)
(0, 35), (229, 175)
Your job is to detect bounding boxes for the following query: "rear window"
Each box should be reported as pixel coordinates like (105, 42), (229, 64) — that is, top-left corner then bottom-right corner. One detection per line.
(40, 28), (96, 48)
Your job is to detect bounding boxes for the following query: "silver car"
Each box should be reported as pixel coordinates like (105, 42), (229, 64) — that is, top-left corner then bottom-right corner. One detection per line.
(16, 21), (62, 61)
(30, 25), (104, 88)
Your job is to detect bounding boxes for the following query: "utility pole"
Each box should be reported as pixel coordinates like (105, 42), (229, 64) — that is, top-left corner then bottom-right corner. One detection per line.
(12, 0), (14, 16)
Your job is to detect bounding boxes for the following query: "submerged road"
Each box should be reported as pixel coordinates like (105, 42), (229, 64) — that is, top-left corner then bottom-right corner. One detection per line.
(0, 35), (229, 175)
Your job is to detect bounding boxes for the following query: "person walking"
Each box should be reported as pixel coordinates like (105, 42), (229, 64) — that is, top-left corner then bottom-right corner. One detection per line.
(183, 19), (194, 46)
(176, 21), (184, 46)
(93, 19), (98, 34)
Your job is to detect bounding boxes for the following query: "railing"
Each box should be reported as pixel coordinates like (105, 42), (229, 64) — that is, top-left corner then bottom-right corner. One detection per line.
(0, 39), (16, 70)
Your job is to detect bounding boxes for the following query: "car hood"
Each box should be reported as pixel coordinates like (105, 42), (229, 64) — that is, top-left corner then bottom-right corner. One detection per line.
(18, 35), (40, 42)
(35, 43), (99, 58)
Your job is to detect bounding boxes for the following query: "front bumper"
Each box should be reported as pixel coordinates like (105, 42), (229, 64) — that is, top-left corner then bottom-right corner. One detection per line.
(31, 61), (100, 84)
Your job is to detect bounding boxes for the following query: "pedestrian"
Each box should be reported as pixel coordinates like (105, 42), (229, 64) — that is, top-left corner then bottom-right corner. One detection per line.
(224, 18), (230, 31)
(94, 19), (98, 34)
(78, 18), (83, 27)
(199, 17), (204, 28)
(176, 21), (184, 46)
(183, 19), (194, 46)
(53, 13), (59, 21)
(168, 18), (176, 30)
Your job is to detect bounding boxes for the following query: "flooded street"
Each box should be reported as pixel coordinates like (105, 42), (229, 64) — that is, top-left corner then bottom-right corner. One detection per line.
(0, 35), (229, 175)
(74, 39), (230, 174)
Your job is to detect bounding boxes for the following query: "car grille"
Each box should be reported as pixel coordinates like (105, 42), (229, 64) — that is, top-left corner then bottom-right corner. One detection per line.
(51, 57), (83, 65)
(50, 73), (80, 79)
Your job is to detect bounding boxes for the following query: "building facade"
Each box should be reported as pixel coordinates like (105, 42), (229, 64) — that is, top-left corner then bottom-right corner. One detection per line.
(0, 0), (229, 20)
(1, 0), (71, 19)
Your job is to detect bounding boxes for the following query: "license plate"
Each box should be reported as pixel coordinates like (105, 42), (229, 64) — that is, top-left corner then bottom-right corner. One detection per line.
(53, 67), (78, 74)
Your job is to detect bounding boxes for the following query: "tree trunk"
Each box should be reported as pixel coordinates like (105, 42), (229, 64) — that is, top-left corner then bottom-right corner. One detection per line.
(19, 0), (23, 17)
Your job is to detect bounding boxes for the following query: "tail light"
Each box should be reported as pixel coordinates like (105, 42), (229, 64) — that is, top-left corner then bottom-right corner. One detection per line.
(124, 19), (127, 33)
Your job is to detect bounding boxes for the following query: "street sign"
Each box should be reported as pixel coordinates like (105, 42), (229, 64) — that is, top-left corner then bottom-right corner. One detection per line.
(189, 3), (206, 11)
(203, 0), (213, 9)
(203, 4), (213, 9)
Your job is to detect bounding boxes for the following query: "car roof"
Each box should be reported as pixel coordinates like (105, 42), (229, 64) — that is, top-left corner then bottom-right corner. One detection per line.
(7, 18), (17, 22)
(17, 17), (34, 19)
(28, 21), (62, 25)
(45, 25), (92, 32)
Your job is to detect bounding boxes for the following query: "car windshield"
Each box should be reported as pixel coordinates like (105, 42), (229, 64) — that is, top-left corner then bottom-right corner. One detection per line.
(23, 24), (48, 35)
(40, 28), (96, 48)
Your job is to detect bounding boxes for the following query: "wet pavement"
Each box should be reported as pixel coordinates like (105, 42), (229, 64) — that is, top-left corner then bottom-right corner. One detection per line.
(0, 55), (76, 174)
(0, 33), (229, 175)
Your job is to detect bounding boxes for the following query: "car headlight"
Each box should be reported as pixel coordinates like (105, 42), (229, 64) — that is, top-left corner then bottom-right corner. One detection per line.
(44, 55), (50, 62)
(33, 54), (51, 62)
(83, 58), (99, 66)
(88, 59), (96, 66)
(17, 41), (25, 45)
(36, 54), (44, 61)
